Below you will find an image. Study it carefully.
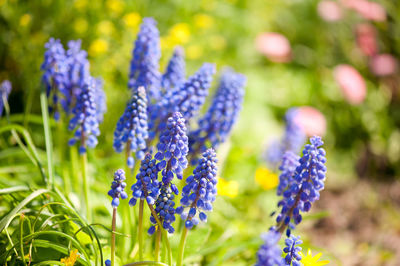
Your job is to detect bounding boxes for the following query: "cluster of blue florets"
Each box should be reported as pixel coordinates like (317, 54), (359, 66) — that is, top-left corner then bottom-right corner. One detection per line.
(276, 136), (327, 235)
(67, 78), (100, 154)
(161, 46), (186, 93)
(176, 148), (218, 230)
(283, 235), (302, 266)
(189, 68), (246, 161)
(255, 230), (284, 266)
(149, 185), (177, 234)
(108, 169), (128, 208)
(277, 151), (300, 196)
(130, 153), (161, 207)
(150, 63), (216, 136)
(0, 80), (12, 117)
(114, 86), (148, 168)
(265, 108), (306, 168)
(154, 112), (189, 182)
(128, 17), (161, 101)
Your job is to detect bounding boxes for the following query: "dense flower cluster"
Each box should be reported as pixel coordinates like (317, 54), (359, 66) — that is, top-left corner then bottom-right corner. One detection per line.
(114, 86), (148, 168)
(176, 148), (218, 229)
(129, 153), (161, 207)
(67, 78), (100, 154)
(265, 108), (306, 167)
(150, 63), (216, 136)
(283, 235), (302, 266)
(128, 17), (161, 101)
(161, 46), (186, 93)
(93, 78), (107, 122)
(189, 68), (246, 162)
(277, 151), (300, 196)
(154, 112), (189, 182)
(255, 230), (284, 266)
(0, 80), (12, 117)
(41, 38), (68, 120)
(276, 136), (327, 235)
(149, 185), (176, 234)
(108, 169), (128, 208)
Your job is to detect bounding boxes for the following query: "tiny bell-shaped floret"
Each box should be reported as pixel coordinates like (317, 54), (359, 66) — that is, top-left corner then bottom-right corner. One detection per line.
(283, 235), (302, 266)
(108, 169), (128, 208)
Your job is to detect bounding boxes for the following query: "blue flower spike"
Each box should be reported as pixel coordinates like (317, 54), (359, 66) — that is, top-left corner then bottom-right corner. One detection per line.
(255, 230), (284, 266)
(128, 17), (161, 101)
(113, 86), (148, 168)
(0, 80), (12, 117)
(189, 68), (246, 162)
(108, 169), (128, 208)
(276, 136), (327, 235)
(161, 46), (186, 92)
(283, 235), (302, 266)
(176, 148), (218, 230)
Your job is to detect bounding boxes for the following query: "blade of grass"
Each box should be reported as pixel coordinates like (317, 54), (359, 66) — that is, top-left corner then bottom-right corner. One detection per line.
(40, 90), (54, 189)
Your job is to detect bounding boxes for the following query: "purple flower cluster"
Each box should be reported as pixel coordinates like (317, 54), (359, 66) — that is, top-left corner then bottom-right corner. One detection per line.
(176, 148), (218, 230)
(276, 136), (327, 235)
(0, 80), (12, 117)
(255, 230), (284, 266)
(161, 46), (186, 93)
(113, 86), (148, 168)
(108, 169), (128, 208)
(277, 151), (300, 196)
(189, 68), (246, 162)
(283, 235), (302, 266)
(150, 63), (216, 136)
(129, 153), (161, 207)
(149, 185), (176, 234)
(67, 78), (100, 154)
(128, 17), (161, 101)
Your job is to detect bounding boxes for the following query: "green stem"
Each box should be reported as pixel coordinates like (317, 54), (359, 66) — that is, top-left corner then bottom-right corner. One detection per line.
(111, 207), (117, 266)
(176, 227), (188, 266)
(81, 153), (91, 222)
(123, 261), (169, 266)
(40, 91), (54, 189)
(20, 215), (27, 266)
(155, 228), (161, 262)
(70, 146), (79, 195)
(138, 199), (144, 261)
(146, 203), (172, 266)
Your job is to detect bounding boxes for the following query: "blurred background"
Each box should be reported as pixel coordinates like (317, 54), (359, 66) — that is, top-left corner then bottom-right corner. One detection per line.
(1, 0), (400, 265)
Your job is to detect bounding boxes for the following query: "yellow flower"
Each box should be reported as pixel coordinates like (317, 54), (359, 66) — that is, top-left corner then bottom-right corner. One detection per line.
(106, 0), (124, 15)
(194, 14), (213, 29)
(123, 12), (141, 28)
(300, 249), (330, 266)
(255, 166), (278, 190)
(97, 20), (114, 36)
(89, 39), (108, 56)
(19, 14), (31, 27)
(169, 23), (190, 44)
(74, 0), (87, 10)
(60, 249), (80, 266)
(186, 45), (203, 60)
(74, 18), (88, 34)
(217, 177), (238, 198)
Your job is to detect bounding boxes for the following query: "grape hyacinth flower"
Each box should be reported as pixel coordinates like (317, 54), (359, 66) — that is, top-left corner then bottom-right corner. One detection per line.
(93, 78), (107, 123)
(161, 46), (186, 93)
(108, 169), (128, 208)
(62, 40), (90, 114)
(41, 38), (68, 120)
(150, 63), (216, 137)
(255, 230), (284, 266)
(114, 86), (148, 168)
(0, 80), (12, 117)
(276, 151), (300, 196)
(283, 235), (302, 266)
(176, 148), (218, 230)
(148, 112), (189, 234)
(68, 78), (101, 154)
(129, 153), (161, 207)
(189, 68), (246, 162)
(276, 136), (327, 236)
(128, 17), (161, 101)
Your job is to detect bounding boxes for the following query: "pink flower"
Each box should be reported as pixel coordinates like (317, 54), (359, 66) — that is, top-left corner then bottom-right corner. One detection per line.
(334, 64), (367, 105)
(355, 23), (377, 56)
(318, 0), (343, 22)
(255, 32), (291, 63)
(293, 107), (327, 137)
(369, 54), (398, 76)
(341, 0), (386, 21)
